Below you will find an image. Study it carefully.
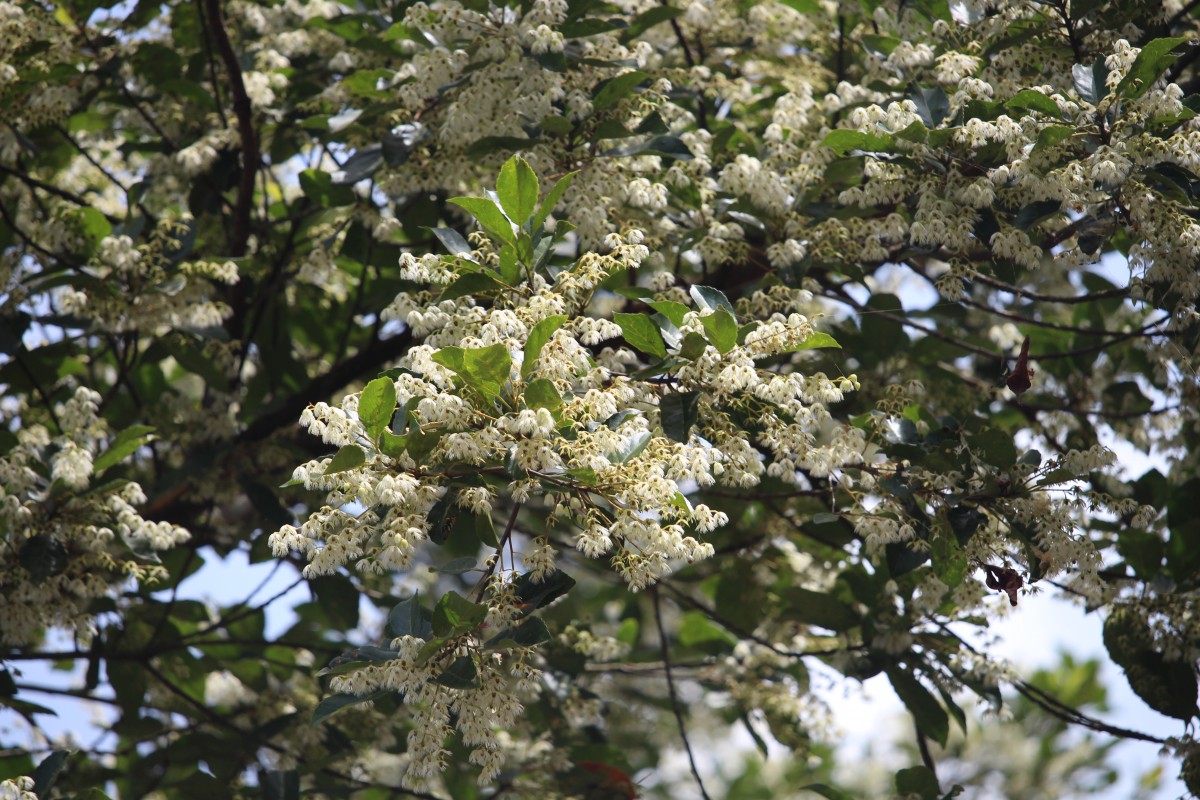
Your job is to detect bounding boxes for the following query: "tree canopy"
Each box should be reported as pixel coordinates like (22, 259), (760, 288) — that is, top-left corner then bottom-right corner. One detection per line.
(1, 0), (1199, 797)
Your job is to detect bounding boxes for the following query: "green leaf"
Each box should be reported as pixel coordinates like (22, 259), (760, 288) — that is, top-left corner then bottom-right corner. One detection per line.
(475, 511), (500, 548)
(324, 445), (367, 475)
(310, 692), (384, 725)
(72, 207), (112, 248)
(432, 343), (512, 400)
(1006, 89), (1062, 118)
(679, 611), (737, 648)
(616, 618), (639, 645)
(778, 0), (822, 13)
(947, 505), (985, 546)
(93, 425), (156, 474)
(1071, 58), (1109, 105)
(895, 766), (941, 800)
(522, 315), (568, 378)
(689, 285), (736, 317)
(388, 594), (430, 639)
(1032, 125), (1074, 153)
(333, 146), (384, 185)
(609, 430), (652, 464)
(299, 168), (354, 207)
(909, 85), (948, 127)
(430, 227), (476, 260)
(19, 535), (68, 585)
(620, 6), (682, 40)
(434, 655), (479, 688)
(432, 591), (488, 637)
(602, 135), (694, 160)
(800, 784), (855, 800)
(427, 491), (459, 545)
(887, 668), (950, 746)
(822, 129), (896, 155)
(498, 242), (521, 284)
(525, 377), (562, 410)
(438, 270), (504, 301)
(645, 300), (690, 328)
(497, 156), (539, 227)
(432, 557), (477, 575)
(970, 428), (1016, 469)
(32, 749), (70, 796)
(448, 196), (515, 244)
(593, 70), (648, 111)
(261, 769), (300, 800)
(379, 430), (408, 457)
(614, 313), (667, 359)
(514, 569), (575, 609)
(779, 587), (861, 632)
(359, 377), (397, 443)
(678, 331), (709, 359)
(530, 171), (578, 234)
(485, 616), (552, 649)
(786, 332), (841, 352)
(316, 646), (399, 677)
(1117, 37), (1188, 100)
(661, 390), (701, 443)
(700, 308), (738, 354)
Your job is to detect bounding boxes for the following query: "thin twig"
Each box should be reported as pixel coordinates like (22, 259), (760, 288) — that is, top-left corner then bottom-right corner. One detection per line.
(651, 586), (712, 800)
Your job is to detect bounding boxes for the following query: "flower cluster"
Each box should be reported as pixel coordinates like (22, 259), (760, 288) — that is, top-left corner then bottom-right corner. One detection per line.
(0, 388), (189, 646)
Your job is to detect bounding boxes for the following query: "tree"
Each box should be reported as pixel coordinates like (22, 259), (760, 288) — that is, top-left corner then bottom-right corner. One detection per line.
(1, 0), (1198, 796)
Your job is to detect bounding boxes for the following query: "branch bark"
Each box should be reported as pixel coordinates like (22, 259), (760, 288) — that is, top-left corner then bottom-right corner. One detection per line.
(203, 0), (260, 257)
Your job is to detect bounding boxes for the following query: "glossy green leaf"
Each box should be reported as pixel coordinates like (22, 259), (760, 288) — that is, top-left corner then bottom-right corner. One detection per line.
(432, 591), (488, 637)
(895, 765), (941, 800)
(887, 668), (950, 746)
(678, 611), (737, 648)
(485, 616), (552, 649)
(93, 425), (155, 474)
(614, 312), (667, 359)
(530, 171), (578, 234)
(32, 749), (69, 796)
(310, 692), (385, 726)
(299, 168), (354, 207)
(525, 377), (562, 410)
(432, 343), (512, 400)
(592, 70), (648, 111)
(434, 655), (480, 688)
(779, 587), (861, 632)
(359, 377), (397, 443)
(522, 315), (568, 378)
(388, 594), (430, 639)
(1117, 37), (1188, 100)
(448, 196), (515, 244)
(689, 285), (736, 317)
(700, 308), (738, 354)
(645, 300), (690, 328)
(496, 155), (539, 227)
(661, 390), (701, 443)
(324, 445), (366, 475)
(514, 569), (575, 609)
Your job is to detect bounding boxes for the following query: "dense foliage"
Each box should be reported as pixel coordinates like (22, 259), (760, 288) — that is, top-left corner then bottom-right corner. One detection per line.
(1, 0), (1199, 796)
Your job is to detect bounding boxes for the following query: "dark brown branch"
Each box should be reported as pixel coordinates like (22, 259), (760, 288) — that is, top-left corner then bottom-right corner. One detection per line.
(965, 269), (1128, 304)
(0, 164), (110, 214)
(236, 327), (414, 446)
(203, 0), (260, 257)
